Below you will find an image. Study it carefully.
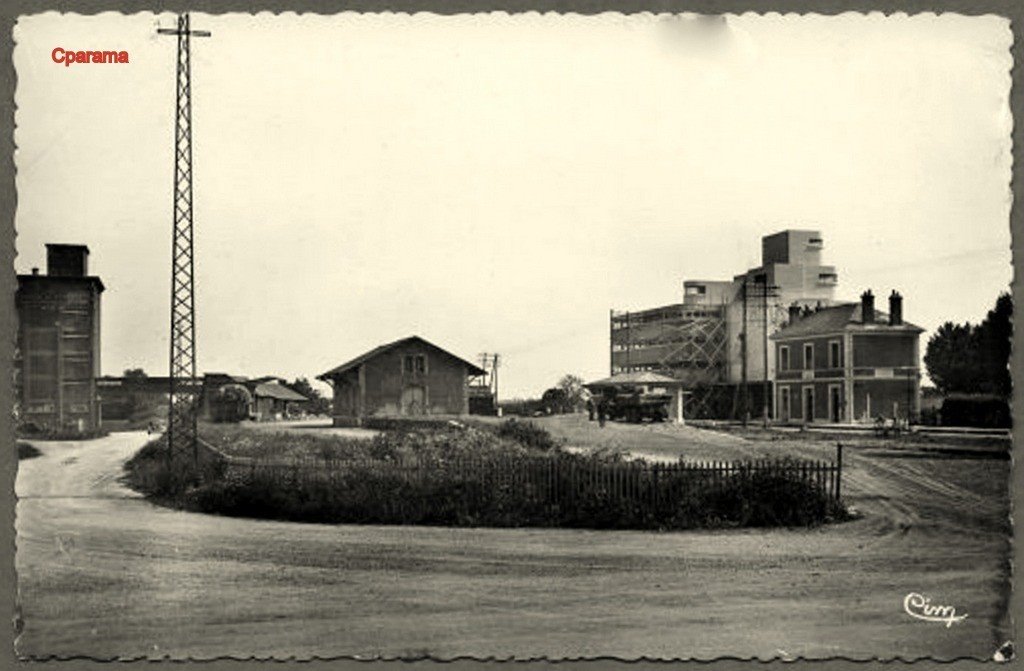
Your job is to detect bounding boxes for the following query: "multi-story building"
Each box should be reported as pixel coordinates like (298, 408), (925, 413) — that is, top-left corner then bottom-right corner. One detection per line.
(15, 244), (105, 433)
(610, 229), (838, 418)
(771, 290), (923, 423)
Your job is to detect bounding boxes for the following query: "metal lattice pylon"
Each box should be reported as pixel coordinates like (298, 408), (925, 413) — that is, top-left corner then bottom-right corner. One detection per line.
(159, 14), (210, 461)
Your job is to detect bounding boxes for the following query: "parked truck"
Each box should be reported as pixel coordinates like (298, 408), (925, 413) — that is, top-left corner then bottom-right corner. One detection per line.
(604, 386), (671, 423)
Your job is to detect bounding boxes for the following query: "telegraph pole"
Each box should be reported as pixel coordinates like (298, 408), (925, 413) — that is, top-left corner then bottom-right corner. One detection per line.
(740, 279), (748, 426)
(158, 14), (210, 463)
(754, 278), (779, 428)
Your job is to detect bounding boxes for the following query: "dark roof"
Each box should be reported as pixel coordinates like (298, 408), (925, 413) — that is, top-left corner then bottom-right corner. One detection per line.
(253, 381), (308, 402)
(17, 273), (105, 292)
(772, 302), (924, 339)
(318, 336), (487, 380)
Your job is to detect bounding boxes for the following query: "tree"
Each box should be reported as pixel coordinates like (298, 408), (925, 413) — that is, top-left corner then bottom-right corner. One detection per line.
(540, 387), (569, 414)
(555, 374), (587, 413)
(975, 292), (1012, 397)
(121, 368), (158, 419)
(286, 377), (332, 416)
(924, 322), (978, 395)
(212, 384), (252, 423)
(924, 293), (1012, 397)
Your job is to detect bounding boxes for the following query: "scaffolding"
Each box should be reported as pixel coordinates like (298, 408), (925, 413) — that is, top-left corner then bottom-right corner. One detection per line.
(610, 304), (728, 417)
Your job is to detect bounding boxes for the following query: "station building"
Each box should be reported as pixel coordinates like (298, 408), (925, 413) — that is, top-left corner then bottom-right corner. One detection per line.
(771, 290), (923, 424)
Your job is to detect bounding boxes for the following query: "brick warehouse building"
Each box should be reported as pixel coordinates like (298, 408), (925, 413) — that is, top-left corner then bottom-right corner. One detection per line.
(318, 336), (486, 426)
(771, 290), (923, 424)
(15, 244), (105, 433)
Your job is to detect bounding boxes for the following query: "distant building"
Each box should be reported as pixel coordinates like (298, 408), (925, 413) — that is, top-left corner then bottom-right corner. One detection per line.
(611, 229), (839, 418)
(771, 290), (923, 423)
(317, 336), (487, 426)
(246, 377), (309, 420)
(98, 373), (308, 424)
(15, 244), (105, 433)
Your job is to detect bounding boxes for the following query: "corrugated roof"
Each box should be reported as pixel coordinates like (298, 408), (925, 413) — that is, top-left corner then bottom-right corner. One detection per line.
(317, 336), (487, 380)
(772, 302), (924, 339)
(252, 381), (308, 402)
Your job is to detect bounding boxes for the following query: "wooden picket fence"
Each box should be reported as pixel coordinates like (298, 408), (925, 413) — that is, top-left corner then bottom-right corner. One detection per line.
(222, 444), (845, 506)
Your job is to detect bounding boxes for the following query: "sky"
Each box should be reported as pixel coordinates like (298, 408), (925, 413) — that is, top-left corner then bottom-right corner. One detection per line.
(12, 12), (1014, 398)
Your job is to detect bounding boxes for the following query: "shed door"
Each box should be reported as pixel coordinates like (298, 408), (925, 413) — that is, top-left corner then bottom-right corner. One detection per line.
(400, 385), (426, 416)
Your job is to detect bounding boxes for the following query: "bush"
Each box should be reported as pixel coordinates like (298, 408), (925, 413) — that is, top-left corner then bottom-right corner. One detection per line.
(17, 442), (41, 460)
(123, 436), (227, 499)
(212, 384), (253, 423)
(940, 396), (1011, 429)
(145, 451), (846, 531)
(201, 423), (545, 462)
(493, 420), (562, 452)
(17, 422), (108, 441)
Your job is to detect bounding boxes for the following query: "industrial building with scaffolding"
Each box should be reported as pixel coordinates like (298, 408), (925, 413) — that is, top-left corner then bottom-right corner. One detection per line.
(609, 230), (839, 420)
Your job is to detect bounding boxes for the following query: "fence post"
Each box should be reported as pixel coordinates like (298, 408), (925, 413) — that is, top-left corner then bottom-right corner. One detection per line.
(835, 443), (843, 501)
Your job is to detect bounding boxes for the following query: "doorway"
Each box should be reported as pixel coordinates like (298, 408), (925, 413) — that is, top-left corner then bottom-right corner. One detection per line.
(803, 387), (814, 423)
(400, 385), (426, 416)
(829, 385), (842, 423)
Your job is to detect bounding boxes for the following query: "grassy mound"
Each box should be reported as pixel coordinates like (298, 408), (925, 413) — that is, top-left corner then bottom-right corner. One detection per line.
(124, 422), (847, 530)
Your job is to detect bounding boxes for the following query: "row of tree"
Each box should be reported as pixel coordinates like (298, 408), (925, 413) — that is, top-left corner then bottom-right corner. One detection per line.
(924, 293), (1011, 397)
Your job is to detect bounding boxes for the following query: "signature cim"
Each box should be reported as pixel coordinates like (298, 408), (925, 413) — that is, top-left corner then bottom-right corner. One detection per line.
(904, 593), (968, 628)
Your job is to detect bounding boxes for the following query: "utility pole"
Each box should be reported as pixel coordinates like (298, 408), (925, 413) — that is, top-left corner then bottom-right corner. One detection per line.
(158, 14), (210, 463)
(492, 353), (499, 406)
(740, 279), (748, 427)
(754, 277), (778, 428)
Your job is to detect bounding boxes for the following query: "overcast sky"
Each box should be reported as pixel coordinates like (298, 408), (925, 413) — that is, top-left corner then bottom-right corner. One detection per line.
(13, 12), (1013, 398)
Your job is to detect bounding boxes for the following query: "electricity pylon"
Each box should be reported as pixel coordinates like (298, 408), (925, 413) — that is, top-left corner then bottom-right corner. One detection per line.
(158, 14), (210, 462)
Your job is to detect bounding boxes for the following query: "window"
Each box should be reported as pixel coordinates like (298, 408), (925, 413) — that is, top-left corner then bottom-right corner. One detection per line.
(403, 354), (426, 374)
(829, 340), (842, 369)
(803, 343), (814, 369)
(779, 345), (790, 371)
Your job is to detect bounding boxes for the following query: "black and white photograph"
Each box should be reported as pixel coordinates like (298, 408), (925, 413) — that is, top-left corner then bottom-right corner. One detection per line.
(7, 9), (1016, 662)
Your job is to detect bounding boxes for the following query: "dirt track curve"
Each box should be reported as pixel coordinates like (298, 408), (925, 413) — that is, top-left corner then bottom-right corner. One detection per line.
(15, 429), (1011, 661)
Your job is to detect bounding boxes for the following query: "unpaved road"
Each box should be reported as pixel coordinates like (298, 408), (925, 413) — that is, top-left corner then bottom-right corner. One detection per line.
(16, 429), (1010, 660)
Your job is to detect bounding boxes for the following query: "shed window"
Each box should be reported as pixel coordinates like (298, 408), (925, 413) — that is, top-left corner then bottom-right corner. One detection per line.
(404, 354), (426, 374)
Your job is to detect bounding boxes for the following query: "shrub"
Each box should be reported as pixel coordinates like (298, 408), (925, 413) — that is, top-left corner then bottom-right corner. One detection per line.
(940, 396), (1011, 429)
(212, 384), (253, 423)
(123, 436), (226, 499)
(148, 452), (846, 531)
(493, 419), (562, 452)
(17, 442), (41, 460)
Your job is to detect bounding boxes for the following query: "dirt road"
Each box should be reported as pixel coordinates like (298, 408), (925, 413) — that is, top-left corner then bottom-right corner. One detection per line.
(16, 429), (1010, 660)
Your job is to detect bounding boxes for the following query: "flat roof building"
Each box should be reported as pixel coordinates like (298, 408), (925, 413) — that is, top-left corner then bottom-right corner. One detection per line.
(16, 244), (105, 434)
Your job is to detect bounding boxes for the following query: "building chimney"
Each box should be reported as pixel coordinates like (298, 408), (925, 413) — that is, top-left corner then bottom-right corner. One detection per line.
(31, 267), (39, 276)
(788, 303), (802, 324)
(889, 290), (903, 326)
(45, 244), (90, 277)
(861, 290), (875, 323)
